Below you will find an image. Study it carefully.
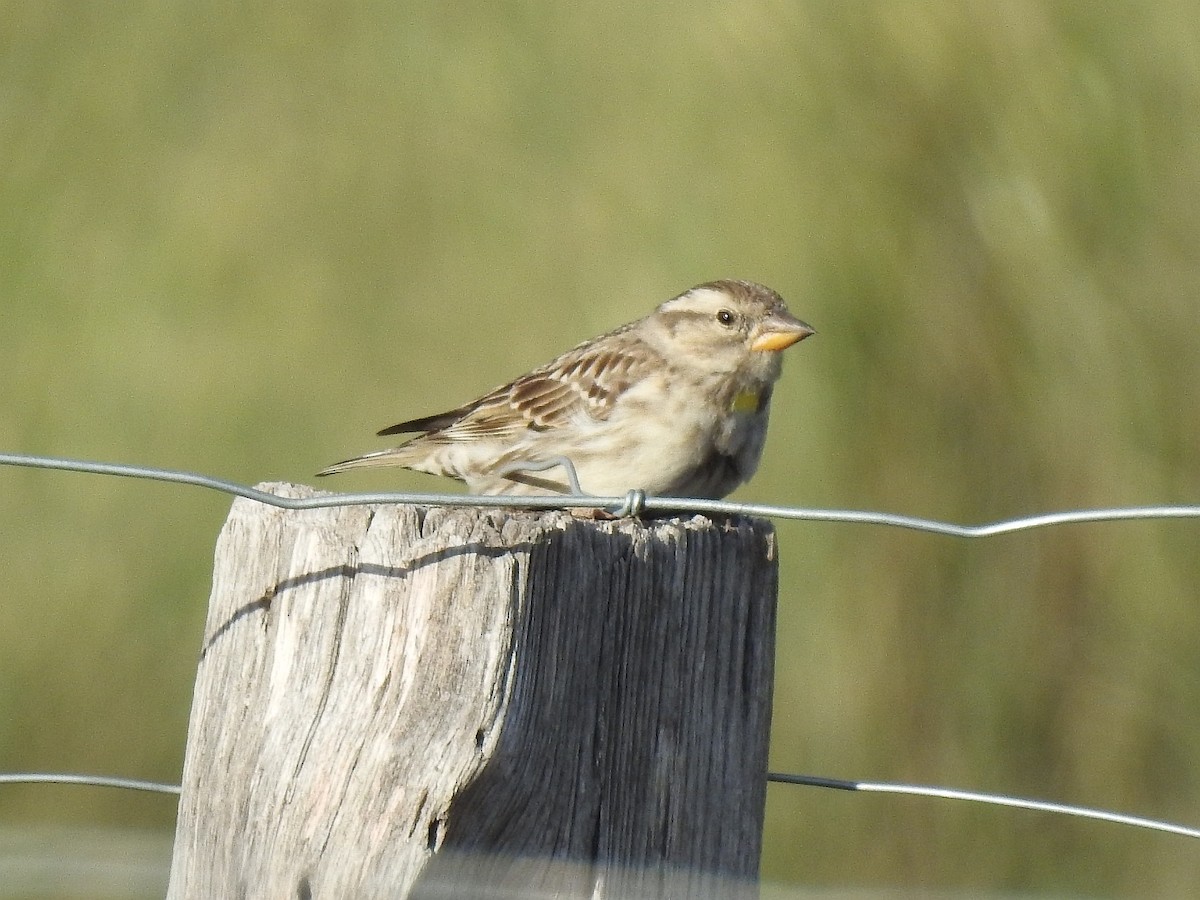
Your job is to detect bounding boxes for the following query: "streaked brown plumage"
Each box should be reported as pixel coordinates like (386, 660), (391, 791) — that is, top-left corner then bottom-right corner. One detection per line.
(318, 280), (814, 498)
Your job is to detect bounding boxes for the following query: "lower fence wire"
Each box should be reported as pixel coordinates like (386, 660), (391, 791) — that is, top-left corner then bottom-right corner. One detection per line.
(1, 770), (1197, 841)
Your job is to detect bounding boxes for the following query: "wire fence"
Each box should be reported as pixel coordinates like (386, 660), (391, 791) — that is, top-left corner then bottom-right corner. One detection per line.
(3, 451), (1200, 844)
(4, 451), (1199, 535)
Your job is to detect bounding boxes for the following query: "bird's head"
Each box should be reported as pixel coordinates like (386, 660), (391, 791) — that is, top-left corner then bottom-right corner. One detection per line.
(648, 279), (815, 379)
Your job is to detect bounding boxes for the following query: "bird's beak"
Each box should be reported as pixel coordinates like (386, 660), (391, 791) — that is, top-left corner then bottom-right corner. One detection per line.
(750, 313), (816, 352)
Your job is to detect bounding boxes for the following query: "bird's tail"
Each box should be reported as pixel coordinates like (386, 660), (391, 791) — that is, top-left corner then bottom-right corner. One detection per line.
(316, 448), (413, 477)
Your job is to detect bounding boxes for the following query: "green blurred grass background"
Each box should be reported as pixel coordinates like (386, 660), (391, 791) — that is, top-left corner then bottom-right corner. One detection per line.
(2, 2), (1199, 896)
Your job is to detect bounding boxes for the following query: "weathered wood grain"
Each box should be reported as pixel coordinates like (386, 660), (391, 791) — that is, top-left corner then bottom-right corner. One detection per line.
(167, 483), (778, 899)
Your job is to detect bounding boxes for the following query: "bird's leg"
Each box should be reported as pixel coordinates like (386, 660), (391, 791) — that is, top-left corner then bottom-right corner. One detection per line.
(494, 455), (585, 496)
(493, 457), (649, 519)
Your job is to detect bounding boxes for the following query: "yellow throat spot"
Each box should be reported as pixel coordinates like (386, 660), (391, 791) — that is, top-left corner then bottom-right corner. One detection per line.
(731, 390), (761, 414)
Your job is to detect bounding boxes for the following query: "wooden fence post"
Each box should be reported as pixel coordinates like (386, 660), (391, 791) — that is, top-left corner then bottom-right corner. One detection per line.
(166, 483), (778, 899)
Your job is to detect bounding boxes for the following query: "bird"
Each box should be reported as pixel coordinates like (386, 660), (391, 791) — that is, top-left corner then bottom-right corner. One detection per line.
(317, 279), (814, 498)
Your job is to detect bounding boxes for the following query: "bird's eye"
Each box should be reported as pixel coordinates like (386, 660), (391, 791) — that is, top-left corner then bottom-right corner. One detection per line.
(716, 309), (736, 327)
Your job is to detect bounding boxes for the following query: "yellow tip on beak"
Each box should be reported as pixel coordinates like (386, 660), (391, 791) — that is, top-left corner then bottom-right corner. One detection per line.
(750, 318), (816, 352)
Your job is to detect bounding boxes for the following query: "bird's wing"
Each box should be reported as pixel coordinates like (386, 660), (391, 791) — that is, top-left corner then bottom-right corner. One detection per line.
(377, 407), (473, 436)
(408, 331), (652, 444)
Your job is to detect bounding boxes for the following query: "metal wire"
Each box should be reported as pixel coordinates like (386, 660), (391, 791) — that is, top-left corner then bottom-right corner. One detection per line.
(766, 772), (1200, 841)
(0, 772), (180, 795)
(3, 451), (1199, 534)
(2, 770), (1197, 841)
